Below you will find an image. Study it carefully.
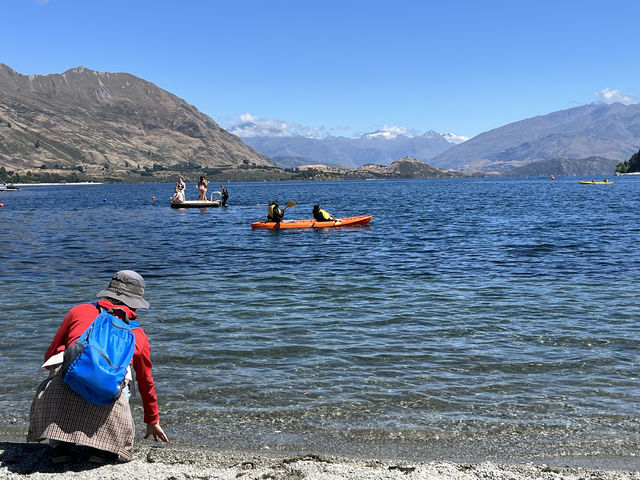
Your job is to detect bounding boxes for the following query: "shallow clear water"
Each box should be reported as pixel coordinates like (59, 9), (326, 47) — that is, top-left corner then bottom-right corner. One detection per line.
(1, 177), (639, 463)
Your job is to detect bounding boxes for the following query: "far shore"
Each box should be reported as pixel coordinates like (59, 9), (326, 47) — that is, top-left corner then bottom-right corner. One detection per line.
(11, 182), (103, 186)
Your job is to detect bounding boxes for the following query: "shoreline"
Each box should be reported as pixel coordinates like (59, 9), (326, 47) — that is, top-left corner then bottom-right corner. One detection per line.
(1, 441), (639, 480)
(10, 182), (103, 187)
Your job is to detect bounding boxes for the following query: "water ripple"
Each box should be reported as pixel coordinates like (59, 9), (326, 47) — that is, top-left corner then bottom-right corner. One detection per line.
(2, 178), (640, 460)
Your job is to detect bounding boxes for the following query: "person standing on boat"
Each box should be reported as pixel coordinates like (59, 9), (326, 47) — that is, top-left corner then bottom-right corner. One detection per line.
(27, 270), (169, 464)
(220, 184), (229, 206)
(267, 201), (284, 222)
(196, 176), (208, 201)
(312, 204), (336, 222)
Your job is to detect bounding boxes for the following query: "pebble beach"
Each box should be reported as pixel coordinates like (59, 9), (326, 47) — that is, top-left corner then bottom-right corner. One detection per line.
(1, 442), (639, 480)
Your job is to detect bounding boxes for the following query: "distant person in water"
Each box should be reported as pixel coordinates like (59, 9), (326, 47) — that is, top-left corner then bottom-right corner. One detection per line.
(173, 177), (186, 202)
(312, 204), (335, 222)
(267, 201), (284, 222)
(196, 176), (208, 201)
(220, 185), (229, 206)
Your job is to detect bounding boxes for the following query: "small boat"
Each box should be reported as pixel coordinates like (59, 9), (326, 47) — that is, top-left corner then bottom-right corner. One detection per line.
(252, 215), (372, 230)
(0, 184), (19, 191)
(170, 199), (221, 208)
(578, 181), (615, 185)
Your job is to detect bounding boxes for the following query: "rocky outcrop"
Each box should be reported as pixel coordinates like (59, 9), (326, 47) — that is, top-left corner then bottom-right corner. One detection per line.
(356, 157), (470, 178)
(289, 157), (471, 180)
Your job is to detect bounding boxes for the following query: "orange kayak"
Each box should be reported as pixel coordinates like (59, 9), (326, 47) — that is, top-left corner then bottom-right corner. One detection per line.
(252, 215), (372, 230)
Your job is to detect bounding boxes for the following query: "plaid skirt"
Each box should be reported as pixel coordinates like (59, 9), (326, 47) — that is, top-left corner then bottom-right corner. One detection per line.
(26, 367), (135, 461)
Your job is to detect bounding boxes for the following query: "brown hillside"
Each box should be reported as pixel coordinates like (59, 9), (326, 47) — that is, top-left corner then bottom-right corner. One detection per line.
(0, 64), (273, 179)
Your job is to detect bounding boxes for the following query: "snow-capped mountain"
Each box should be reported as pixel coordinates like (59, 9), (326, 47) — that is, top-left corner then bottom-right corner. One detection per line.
(233, 125), (467, 168)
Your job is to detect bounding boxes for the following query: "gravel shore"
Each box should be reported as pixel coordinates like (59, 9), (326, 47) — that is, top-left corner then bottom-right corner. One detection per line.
(1, 442), (639, 480)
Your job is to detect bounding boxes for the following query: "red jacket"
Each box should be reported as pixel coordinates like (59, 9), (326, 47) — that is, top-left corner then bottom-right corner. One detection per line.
(44, 299), (160, 425)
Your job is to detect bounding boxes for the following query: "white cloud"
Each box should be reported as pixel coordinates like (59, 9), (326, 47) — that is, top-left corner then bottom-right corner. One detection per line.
(226, 113), (331, 138)
(594, 88), (635, 103)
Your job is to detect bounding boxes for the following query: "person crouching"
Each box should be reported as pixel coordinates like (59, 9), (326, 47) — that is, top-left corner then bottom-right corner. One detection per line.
(27, 270), (169, 464)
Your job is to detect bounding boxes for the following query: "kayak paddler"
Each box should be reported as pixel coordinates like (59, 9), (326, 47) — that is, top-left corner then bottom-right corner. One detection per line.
(267, 201), (284, 222)
(312, 204), (335, 222)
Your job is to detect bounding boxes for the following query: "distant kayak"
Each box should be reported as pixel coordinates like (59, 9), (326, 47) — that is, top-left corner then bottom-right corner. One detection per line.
(578, 181), (615, 185)
(252, 215), (372, 230)
(170, 199), (221, 208)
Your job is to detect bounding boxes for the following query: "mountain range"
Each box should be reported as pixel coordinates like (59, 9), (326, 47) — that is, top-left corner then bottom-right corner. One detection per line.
(429, 102), (640, 172)
(236, 102), (640, 174)
(233, 126), (465, 169)
(2, 62), (639, 180)
(504, 156), (620, 177)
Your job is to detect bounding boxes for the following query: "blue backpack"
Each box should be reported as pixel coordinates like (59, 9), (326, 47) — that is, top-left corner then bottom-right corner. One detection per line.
(62, 303), (139, 406)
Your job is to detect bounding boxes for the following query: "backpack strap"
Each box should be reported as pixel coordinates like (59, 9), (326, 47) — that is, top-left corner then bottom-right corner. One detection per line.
(93, 301), (132, 325)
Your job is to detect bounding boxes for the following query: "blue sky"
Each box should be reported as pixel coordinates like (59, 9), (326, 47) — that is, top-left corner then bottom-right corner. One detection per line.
(2, 0), (639, 139)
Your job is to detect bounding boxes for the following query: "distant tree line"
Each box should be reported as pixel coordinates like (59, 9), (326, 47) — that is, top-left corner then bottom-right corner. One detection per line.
(0, 161), (372, 184)
(616, 148), (640, 173)
(0, 166), (92, 184)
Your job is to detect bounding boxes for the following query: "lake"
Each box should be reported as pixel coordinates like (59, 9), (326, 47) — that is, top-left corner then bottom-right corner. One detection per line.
(1, 176), (638, 466)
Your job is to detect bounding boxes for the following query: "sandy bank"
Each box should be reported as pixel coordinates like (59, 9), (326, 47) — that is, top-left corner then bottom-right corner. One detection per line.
(1, 442), (639, 480)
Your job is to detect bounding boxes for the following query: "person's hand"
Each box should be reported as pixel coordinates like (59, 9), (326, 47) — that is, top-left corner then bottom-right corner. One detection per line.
(144, 422), (169, 443)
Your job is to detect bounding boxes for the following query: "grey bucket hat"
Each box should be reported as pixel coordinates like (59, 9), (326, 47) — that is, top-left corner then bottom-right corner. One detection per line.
(97, 270), (150, 309)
